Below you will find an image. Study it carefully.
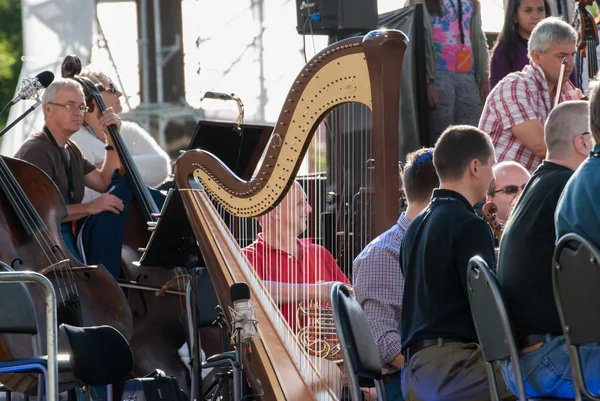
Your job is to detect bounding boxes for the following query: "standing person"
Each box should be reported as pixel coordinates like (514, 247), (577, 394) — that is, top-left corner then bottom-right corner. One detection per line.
(489, 0), (550, 89)
(399, 125), (513, 401)
(405, 0), (490, 144)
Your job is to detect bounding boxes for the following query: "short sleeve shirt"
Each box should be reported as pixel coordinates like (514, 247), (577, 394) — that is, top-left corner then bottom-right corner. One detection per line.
(478, 63), (581, 173)
(14, 129), (96, 205)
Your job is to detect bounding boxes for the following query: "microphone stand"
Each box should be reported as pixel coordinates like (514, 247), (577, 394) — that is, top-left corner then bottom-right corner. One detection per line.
(233, 317), (244, 400)
(0, 99), (42, 140)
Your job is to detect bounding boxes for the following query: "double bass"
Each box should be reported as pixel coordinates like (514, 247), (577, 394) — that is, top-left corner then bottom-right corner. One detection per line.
(573, 0), (599, 95)
(61, 56), (189, 390)
(0, 156), (133, 394)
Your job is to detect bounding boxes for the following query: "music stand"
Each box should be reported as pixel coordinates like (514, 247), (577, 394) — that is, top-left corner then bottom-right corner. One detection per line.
(186, 120), (273, 180)
(139, 189), (202, 269)
(139, 189), (206, 400)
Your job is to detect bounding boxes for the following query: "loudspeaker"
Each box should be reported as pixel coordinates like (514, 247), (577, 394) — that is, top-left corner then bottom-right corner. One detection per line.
(295, 0), (378, 35)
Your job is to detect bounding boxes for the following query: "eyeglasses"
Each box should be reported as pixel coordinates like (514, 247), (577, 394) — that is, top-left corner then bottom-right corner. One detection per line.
(582, 132), (591, 136)
(47, 102), (89, 113)
(96, 81), (120, 94)
(490, 184), (526, 195)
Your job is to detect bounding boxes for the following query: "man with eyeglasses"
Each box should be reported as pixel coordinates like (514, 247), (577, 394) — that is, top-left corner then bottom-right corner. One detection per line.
(485, 161), (531, 225)
(497, 100), (591, 399)
(478, 18), (582, 174)
(14, 79), (124, 263)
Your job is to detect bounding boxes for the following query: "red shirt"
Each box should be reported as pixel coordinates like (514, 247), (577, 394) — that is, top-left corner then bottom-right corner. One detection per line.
(243, 233), (350, 330)
(479, 62), (581, 173)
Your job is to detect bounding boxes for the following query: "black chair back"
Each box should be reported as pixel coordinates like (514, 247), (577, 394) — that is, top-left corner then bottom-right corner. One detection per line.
(331, 282), (385, 401)
(467, 256), (527, 401)
(59, 324), (133, 386)
(553, 234), (600, 400)
(196, 267), (219, 328)
(553, 233), (600, 346)
(0, 262), (37, 334)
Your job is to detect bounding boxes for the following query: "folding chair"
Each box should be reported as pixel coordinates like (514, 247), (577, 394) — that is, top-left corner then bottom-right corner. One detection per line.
(553, 233), (600, 400)
(467, 256), (574, 401)
(0, 262), (133, 401)
(331, 282), (386, 401)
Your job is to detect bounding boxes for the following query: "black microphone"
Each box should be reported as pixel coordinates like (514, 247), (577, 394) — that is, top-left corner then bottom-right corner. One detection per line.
(230, 282), (256, 343)
(9, 71), (55, 106)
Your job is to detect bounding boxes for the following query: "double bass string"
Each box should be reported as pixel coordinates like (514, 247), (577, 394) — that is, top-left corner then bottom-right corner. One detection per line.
(0, 157), (77, 303)
(0, 158), (79, 298)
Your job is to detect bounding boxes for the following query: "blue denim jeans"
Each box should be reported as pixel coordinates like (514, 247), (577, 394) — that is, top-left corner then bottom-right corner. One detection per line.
(384, 370), (404, 401)
(61, 223), (83, 263)
(501, 335), (600, 398)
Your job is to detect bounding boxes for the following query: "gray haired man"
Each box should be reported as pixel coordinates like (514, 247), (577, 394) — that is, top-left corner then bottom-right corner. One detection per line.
(479, 17), (582, 174)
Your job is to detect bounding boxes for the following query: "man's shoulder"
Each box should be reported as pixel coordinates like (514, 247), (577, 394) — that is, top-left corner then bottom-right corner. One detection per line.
(561, 158), (598, 197)
(355, 229), (400, 265)
(491, 68), (536, 101)
(15, 132), (49, 158)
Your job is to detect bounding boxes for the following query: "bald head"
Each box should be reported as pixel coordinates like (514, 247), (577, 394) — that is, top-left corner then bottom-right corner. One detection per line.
(257, 181), (312, 237)
(545, 101), (589, 158)
(487, 161), (530, 223)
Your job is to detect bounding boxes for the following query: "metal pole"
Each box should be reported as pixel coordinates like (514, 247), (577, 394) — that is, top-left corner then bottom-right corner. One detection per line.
(233, 329), (243, 401)
(153, 0), (164, 105)
(139, 0), (151, 106)
(0, 271), (58, 401)
(0, 100), (41, 140)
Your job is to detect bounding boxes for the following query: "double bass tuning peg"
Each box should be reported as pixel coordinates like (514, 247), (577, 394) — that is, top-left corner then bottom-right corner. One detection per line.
(61, 55), (83, 79)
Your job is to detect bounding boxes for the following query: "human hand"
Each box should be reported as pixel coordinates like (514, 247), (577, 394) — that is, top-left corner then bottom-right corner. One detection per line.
(427, 83), (439, 109)
(88, 193), (124, 215)
(480, 81), (490, 103)
(99, 107), (122, 130)
(317, 282), (353, 302)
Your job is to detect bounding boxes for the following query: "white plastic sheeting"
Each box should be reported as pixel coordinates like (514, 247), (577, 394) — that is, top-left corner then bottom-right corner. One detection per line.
(1, 0), (95, 156)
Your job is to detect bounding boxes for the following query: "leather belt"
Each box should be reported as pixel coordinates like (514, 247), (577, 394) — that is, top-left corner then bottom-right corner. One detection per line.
(382, 372), (399, 384)
(517, 333), (560, 349)
(402, 338), (464, 364)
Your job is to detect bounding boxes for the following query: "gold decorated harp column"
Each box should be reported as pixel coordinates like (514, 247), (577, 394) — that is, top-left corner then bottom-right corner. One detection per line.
(174, 29), (408, 400)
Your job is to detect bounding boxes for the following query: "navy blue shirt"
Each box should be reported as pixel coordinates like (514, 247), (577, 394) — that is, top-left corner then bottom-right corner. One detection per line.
(399, 189), (496, 351)
(556, 144), (600, 247)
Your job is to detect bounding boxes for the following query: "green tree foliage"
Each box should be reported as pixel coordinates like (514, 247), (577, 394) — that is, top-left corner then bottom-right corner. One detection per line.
(0, 0), (23, 130)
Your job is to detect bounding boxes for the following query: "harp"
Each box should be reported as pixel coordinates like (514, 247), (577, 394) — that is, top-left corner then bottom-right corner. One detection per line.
(174, 29), (408, 399)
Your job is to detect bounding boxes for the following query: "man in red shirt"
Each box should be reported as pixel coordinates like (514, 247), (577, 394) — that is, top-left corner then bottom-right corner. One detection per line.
(243, 181), (350, 330)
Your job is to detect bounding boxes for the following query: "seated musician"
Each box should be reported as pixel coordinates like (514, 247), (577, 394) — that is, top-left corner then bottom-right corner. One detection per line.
(400, 125), (513, 401)
(498, 100), (591, 398)
(478, 17), (582, 174)
(557, 82), (600, 257)
(14, 79), (124, 266)
(243, 180), (350, 331)
(243, 180), (349, 397)
(70, 67), (171, 203)
(485, 161), (530, 224)
(353, 148), (439, 401)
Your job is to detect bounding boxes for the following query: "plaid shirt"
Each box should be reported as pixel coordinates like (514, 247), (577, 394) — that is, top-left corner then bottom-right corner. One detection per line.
(478, 62), (581, 173)
(353, 212), (411, 375)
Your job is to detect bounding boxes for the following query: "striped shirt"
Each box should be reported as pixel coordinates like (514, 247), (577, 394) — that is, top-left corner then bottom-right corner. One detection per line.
(479, 62), (581, 173)
(353, 212), (411, 375)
